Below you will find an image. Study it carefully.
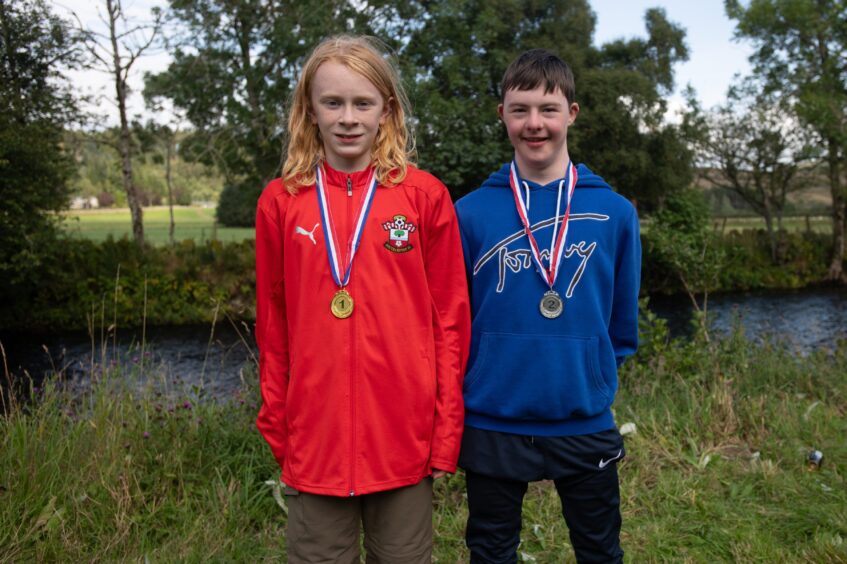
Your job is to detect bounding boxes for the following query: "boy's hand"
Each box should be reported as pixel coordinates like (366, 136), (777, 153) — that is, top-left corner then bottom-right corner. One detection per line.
(432, 469), (448, 479)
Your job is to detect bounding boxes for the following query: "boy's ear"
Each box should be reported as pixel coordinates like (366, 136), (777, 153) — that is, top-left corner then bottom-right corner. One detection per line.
(380, 97), (393, 125)
(497, 103), (505, 120)
(568, 102), (580, 125)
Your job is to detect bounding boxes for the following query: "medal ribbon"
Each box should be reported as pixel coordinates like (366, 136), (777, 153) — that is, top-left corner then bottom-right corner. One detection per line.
(509, 160), (578, 288)
(315, 165), (378, 288)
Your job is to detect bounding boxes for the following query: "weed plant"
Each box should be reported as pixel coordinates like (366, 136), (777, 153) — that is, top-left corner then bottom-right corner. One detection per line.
(1, 314), (845, 561)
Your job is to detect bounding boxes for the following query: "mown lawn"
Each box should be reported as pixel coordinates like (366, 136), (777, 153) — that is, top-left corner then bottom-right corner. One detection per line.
(2, 325), (845, 562)
(62, 208), (834, 246)
(713, 215), (833, 234)
(61, 207), (254, 245)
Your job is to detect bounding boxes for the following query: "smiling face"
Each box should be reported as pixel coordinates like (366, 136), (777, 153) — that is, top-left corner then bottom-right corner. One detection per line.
(310, 61), (389, 173)
(498, 85), (579, 185)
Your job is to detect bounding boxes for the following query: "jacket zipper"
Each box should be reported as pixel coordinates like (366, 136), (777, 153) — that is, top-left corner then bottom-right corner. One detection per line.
(347, 174), (356, 496)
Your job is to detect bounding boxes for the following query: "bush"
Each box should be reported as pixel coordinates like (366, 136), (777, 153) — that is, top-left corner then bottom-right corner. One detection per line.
(96, 191), (115, 207)
(216, 180), (264, 227)
(0, 237), (256, 331)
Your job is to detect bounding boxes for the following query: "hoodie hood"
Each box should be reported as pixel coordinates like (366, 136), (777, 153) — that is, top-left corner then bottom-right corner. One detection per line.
(480, 162), (612, 192)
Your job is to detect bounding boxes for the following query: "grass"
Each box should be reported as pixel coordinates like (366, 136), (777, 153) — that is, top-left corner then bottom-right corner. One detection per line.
(713, 215), (833, 235)
(2, 326), (846, 562)
(61, 207), (255, 245)
(62, 208), (835, 247)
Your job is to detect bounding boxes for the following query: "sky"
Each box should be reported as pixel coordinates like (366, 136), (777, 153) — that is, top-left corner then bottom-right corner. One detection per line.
(58, 0), (754, 126)
(591, 0), (753, 118)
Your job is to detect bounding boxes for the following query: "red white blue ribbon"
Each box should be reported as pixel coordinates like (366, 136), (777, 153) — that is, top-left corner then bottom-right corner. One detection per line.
(315, 166), (378, 288)
(508, 160), (578, 288)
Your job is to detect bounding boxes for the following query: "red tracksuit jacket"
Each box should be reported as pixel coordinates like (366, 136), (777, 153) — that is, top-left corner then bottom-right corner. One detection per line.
(255, 162), (470, 497)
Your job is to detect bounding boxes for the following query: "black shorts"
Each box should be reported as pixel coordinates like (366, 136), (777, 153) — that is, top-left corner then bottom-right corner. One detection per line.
(458, 426), (625, 481)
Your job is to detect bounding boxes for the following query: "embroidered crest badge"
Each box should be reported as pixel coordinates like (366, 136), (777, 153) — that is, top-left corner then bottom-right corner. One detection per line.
(382, 214), (417, 253)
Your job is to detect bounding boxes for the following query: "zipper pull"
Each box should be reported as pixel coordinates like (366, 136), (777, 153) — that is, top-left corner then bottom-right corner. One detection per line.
(347, 177), (352, 197)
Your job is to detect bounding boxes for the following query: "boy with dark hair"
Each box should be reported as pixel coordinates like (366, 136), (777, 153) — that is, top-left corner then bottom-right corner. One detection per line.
(454, 49), (641, 563)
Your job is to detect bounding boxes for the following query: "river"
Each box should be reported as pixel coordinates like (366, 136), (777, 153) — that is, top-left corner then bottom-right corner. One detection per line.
(2, 287), (845, 400)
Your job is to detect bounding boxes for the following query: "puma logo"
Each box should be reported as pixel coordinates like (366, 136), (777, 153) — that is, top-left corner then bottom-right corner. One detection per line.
(598, 449), (623, 469)
(295, 223), (319, 245)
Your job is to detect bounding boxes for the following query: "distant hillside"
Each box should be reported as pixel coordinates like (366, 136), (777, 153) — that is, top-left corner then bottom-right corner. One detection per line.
(692, 167), (833, 217)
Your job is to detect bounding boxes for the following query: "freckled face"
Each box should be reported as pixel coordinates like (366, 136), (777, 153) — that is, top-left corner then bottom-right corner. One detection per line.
(498, 86), (579, 184)
(310, 61), (389, 173)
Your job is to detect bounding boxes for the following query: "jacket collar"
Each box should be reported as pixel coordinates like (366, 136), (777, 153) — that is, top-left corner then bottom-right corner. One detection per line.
(321, 161), (375, 188)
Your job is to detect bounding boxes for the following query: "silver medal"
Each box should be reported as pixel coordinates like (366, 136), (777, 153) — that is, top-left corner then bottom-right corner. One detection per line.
(539, 290), (563, 319)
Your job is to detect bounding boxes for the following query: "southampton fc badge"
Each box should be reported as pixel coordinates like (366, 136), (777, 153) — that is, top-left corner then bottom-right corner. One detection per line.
(382, 214), (417, 253)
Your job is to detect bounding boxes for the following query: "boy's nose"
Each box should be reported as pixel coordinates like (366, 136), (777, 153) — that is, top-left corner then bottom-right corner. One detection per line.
(339, 104), (358, 125)
(525, 109), (542, 129)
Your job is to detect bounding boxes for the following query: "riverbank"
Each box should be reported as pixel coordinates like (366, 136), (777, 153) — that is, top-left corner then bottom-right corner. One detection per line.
(2, 331), (845, 561)
(2, 229), (844, 332)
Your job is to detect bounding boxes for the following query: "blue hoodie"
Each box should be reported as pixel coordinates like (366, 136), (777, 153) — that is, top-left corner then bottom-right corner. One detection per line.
(454, 162), (641, 436)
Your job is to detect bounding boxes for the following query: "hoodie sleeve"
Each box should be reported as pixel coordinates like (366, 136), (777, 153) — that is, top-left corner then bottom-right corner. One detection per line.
(610, 205), (641, 366)
(422, 184), (471, 473)
(254, 186), (290, 473)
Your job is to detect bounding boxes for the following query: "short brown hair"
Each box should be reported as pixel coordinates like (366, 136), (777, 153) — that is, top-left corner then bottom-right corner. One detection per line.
(500, 49), (575, 104)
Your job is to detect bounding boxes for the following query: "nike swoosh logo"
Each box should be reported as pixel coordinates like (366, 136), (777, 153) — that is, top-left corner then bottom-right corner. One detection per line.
(598, 449), (623, 469)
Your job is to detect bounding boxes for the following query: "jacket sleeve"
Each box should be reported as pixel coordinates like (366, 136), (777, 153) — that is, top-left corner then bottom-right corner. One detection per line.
(610, 206), (641, 366)
(255, 190), (290, 472)
(422, 185), (471, 473)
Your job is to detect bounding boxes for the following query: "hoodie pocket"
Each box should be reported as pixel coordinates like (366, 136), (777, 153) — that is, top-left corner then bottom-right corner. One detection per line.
(464, 332), (610, 421)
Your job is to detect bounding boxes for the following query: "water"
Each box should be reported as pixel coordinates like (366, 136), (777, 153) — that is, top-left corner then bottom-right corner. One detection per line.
(649, 287), (847, 353)
(2, 288), (845, 399)
(0, 322), (257, 400)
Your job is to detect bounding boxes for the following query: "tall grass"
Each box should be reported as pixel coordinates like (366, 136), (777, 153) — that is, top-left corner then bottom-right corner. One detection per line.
(2, 322), (846, 561)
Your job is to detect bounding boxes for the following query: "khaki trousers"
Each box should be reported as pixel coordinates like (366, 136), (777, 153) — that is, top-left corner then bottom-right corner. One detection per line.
(285, 478), (433, 563)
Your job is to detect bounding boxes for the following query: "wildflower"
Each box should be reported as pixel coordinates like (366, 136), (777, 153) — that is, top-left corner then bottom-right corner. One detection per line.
(143, 431), (150, 439)
(182, 401), (192, 410)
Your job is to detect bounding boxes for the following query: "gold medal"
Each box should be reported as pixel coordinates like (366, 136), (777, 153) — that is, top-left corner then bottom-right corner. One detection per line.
(330, 289), (354, 319)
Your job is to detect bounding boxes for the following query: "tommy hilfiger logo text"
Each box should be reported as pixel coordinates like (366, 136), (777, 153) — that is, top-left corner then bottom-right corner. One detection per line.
(382, 215), (416, 253)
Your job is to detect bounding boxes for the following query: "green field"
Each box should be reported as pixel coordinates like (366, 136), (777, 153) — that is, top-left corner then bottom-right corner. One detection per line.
(713, 215), (833, 234)
(61, 207), (255, 244)
(61, 207), (835, 246)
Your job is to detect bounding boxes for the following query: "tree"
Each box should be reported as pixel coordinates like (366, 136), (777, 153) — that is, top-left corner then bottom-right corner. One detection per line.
(0, 0), (80, 284)
(697, 80), (817, 262)
(148, 0), (694, 220)
(396, 1), (692, 207)
(647, 189), (726, 342)
(77, 0), (162, 246)
(145, 0), (364, 226)
(726, 0), (847, 279)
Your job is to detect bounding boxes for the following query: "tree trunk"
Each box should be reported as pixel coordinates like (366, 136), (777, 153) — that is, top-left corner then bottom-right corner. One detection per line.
(166, 133), (175, 246)
(762, 199), (777, 264)
(108, 0), (144, 246)
(827, 139), (844, 280)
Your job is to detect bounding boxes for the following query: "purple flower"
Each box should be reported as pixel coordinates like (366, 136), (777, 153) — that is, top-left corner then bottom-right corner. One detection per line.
(143, 431), (150, 439)
(182, 401), (192, 410)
